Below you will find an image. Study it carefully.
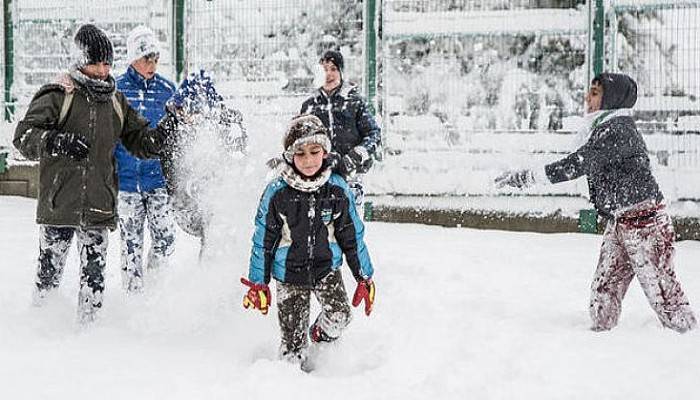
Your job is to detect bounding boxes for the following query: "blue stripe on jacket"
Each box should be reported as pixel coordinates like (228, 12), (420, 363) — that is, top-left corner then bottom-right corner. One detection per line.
(328, 174), (374, 278)
(249, 179), (287, 284)
(115, 66), (176, 193)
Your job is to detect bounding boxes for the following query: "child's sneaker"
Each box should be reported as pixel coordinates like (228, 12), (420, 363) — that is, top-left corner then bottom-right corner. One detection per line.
(303, 324), (338, 372)
(309, 323), (336, 343)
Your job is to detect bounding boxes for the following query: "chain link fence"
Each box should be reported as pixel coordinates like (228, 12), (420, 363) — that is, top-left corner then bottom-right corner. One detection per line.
(4, 0), (171, 121)
(371, 0), (700, 201)
(376, 0), (589, 196)
(184, 0), (364, 119)
(606, 1), (700, 174)
(1, 0), (698, 200)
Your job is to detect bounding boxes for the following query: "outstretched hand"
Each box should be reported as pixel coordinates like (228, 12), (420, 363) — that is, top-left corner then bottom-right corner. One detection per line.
(494, 169), (535, 189)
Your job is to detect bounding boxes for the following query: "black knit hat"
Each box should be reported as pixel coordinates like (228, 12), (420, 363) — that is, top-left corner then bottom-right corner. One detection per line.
(73, 24), (114, 67)
(320, 50), (344, 72)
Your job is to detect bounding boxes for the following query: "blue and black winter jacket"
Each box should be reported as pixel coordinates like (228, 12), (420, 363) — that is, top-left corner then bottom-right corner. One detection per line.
(114, 66), (176, 193)
(248, 174), (373, 286)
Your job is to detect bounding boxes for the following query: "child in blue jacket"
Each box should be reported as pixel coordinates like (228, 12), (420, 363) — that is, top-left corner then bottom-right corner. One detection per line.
(115, 26), (177, 292)
(241, 115), (375, 370)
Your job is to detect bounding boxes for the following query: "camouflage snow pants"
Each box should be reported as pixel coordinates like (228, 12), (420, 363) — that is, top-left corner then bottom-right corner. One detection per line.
(346, 175), (364, 208)
(276, 270), (352, 362)
(589, 203), (697, 333)
(35, 225), (109, 322)
(118, 188), (176, 292)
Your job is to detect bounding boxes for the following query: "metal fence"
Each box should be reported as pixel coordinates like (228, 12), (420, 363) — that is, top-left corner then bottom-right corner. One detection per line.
(605, 1), (700, 174)
(183, 0), (365, 118)
(1, 0), (698, 199)
(375, 0), (700, 200)
(3, 0), (172, 121)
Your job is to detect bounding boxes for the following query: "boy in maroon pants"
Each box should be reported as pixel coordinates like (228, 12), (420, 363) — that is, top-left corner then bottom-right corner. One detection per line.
(496, 73), (696, 333)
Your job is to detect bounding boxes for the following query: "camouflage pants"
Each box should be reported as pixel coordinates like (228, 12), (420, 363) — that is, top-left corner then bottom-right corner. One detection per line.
(276, 270), (352, 362)
(346, 175), (364, 208)
(590, 206), (697, 333)
(118, 188), (176, 292)
(35, 225), (109, 322)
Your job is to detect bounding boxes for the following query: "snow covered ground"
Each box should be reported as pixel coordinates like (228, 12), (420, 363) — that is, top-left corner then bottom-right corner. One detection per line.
(1, 195), (699, 400)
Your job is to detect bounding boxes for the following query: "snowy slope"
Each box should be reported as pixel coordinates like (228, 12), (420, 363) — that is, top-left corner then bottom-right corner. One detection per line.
(1, 196), (699, 400)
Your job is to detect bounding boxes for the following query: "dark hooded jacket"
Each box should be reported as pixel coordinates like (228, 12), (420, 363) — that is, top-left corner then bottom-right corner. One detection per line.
(544, 73), (663, 218)
(13, 77), (164, 229)
(300, 82), (381, 173)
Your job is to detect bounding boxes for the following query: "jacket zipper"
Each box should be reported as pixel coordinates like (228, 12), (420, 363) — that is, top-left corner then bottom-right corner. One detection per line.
(306, 192), (316, 287)
(322, 90), (335, 141)
(81, 98), (96, 227)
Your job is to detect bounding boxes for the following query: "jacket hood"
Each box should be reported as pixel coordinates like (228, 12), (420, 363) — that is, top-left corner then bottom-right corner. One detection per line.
(594, 73), (637, 110)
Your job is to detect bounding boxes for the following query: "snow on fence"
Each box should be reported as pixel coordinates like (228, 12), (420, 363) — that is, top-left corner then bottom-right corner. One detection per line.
(376, 0), (700, 200)
(6, 0), (172, 119)
(384, 8), (587, 38)
(1, 0), (699, 203)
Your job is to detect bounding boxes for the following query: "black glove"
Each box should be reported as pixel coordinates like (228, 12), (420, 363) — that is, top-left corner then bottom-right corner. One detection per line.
(158, 108), (182, 133)
(494, 169), (535, 189)
(44, 130), (90, 160)
(341, 146), (370, 176)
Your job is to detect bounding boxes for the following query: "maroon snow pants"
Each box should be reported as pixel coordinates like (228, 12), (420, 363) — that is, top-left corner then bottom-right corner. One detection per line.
(589, 202), (697, 333)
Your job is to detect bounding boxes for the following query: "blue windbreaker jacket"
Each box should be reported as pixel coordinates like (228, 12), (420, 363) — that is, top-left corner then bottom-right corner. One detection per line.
(115, 66), (176, 192)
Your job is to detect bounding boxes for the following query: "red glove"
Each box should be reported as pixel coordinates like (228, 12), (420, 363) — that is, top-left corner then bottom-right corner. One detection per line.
(241, 277), (271, 315)
(352, 278), (375, 316)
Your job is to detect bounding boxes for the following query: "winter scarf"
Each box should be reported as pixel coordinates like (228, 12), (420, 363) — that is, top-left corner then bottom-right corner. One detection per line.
(69, 69), (116, 102)
(573, 108), (634, 148)
(280, 163), (331, 193)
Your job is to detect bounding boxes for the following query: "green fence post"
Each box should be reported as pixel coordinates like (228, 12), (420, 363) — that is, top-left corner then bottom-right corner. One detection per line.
(363, 0), (377, 115)
(363, 201), (373, 222)
(4, 0), (14, 121)
(173, 0), (185, 82)
(592, 0), (605, 77)
(0, 150), (7, 174)
(578, 209), (598, 234)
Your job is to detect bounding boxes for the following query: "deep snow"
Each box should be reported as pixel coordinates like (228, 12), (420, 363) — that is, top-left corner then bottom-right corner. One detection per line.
(1, 195), (699, 400)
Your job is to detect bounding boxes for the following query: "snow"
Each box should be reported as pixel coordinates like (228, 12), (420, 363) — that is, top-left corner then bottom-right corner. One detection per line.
(384, 8), (588, 38)
(613, 0), (699, 8)
(366, 124), (700, 200)
(2, 195), (700, 399)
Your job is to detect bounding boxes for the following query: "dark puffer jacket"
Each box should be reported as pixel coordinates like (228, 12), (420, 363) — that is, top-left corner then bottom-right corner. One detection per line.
(13, 78), (163, 229)
(545, 73), (663, 218)
(300, 82), (381, 171)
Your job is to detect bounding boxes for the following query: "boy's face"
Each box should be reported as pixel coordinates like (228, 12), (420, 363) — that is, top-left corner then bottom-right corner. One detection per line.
(81, 62), (112, 81)
(585, 81), (603, 113)
(293, 143), (326, 177)
(132, 53), (159, 80)
(322, 61), (341, 90)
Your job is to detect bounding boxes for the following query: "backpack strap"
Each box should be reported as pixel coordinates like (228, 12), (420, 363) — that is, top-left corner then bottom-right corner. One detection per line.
(58, 91), (74, 127)
(111, 93), (124, 130)
(57, 91), (124, 131)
